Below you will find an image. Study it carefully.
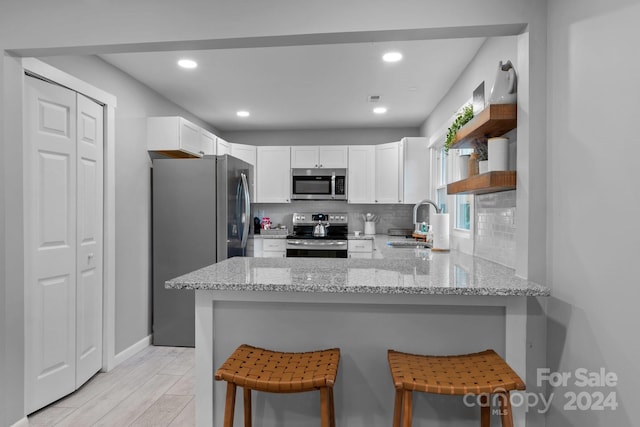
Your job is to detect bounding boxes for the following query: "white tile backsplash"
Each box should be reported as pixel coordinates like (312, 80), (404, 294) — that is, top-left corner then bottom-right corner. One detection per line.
(474, 191), (516, 268)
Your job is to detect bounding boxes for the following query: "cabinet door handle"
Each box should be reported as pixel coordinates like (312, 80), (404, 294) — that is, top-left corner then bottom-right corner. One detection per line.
(315, 164), (318, 168)
(320, 164), (323, 168)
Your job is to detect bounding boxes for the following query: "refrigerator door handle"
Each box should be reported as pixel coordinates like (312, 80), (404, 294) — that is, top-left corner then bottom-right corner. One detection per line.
(240, 172), (251, 250)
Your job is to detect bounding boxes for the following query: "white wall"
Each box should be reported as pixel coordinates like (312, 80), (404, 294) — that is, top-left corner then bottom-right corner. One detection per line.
(1, 1), (547, 425)
(223, 127), (419, 146)
(545, 0), (640, 425)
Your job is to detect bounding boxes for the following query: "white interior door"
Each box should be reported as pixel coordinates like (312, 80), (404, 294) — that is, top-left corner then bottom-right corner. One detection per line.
(25, 76), (78, 413)
(25, 76), (105, 413)
(75, 93), (103, 388)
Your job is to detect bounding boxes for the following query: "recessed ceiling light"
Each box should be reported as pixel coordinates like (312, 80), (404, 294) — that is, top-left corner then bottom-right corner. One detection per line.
(177, 59), (198, 69)
(382, 52), (403, 63)
(373, 107), (387, 114)
(236, 110), (250, 117)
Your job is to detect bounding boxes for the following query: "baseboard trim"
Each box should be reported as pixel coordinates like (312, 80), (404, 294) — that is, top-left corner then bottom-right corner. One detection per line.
(113, 334), (152, 368)
(11, 417), (29, 427)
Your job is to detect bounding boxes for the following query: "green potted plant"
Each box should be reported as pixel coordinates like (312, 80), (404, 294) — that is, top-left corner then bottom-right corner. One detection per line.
(444, 104), (474, 154)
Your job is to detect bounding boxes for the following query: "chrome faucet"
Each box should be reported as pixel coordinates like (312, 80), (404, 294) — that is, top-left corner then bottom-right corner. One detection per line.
(413, 199), (440, 231)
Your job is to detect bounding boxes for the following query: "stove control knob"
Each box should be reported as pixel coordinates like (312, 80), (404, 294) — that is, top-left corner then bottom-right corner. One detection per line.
(340, 216), (345, 220)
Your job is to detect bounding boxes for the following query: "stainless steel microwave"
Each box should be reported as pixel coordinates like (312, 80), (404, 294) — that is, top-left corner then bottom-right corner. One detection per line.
(291, 168), (347, 200)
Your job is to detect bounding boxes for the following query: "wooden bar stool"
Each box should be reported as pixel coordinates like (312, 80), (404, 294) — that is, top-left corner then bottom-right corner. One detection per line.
(387, 349), (525, 427)
(215, 344), (340, 427)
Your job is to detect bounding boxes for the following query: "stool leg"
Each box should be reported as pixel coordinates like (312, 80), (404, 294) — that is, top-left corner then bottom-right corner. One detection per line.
(223, 382), (236, 427)
(243, 388), (252, 427)
(402, 390), (413, 427)
(480, 394), (490, 427)
(320, 387), (330, 427)
(498, 392), (514, 427)
(329, 387), (336, 427)
(392, 389), (403, 427)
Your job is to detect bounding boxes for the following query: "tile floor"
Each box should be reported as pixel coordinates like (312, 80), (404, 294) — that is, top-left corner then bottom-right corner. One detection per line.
(27, 346), (195, 426)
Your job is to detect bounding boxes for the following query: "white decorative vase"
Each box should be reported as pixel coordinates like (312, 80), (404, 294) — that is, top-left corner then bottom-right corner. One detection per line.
(488, 137), (509, 171)
(479, 160), (489, 174)
(459, 155), (470, 180)
(488, 60), (517, 104)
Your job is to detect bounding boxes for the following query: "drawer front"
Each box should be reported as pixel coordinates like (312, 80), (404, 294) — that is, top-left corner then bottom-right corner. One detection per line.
(262, 251), (286, 258)
(348, 240), (373, 253)
(349, 252), (373, 259)
(263, 239), (286, 251)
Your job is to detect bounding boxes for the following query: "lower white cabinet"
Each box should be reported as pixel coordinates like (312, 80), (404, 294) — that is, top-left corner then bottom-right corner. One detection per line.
(348, 239), (374, 259)
(261, 239), (286, 258)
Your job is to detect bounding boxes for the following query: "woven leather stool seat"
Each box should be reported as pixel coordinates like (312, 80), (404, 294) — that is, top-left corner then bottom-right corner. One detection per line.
(388, 349), (525, 427)
(215, 344), (340, 427)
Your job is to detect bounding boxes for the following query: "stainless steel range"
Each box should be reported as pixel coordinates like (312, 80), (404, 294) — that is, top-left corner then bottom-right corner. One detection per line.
(286, 212), (348, 258)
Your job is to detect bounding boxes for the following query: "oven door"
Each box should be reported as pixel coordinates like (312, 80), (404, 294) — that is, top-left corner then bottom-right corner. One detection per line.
(286, 240), (348, 258)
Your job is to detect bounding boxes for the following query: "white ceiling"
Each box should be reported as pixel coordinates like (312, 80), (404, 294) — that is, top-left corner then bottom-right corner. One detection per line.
(100, 37), (486, 132)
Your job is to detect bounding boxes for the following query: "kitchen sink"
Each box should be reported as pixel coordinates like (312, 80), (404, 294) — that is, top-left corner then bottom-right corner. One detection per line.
(386, 240), (431, 249)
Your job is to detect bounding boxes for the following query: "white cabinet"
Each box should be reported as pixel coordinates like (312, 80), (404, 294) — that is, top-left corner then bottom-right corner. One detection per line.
(348, 145), (375, 204)
(256, 146), (291, 203)
(147, 116), (207, 158)
(230, 143), (257, 165)
(291, 146), (348, 169)
(217, 136), (231, 155)
(261, 239), (286, 258)
(402, 137), (430, 204)
(200, 128), (216, 155)
(230, 143), (257, 202)
(348, 239), (374, 259)
(375, 141), (404, 203)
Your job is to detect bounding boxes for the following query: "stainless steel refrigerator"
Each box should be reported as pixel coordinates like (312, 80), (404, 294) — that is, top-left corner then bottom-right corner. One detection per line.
(152, 155), (252, 346)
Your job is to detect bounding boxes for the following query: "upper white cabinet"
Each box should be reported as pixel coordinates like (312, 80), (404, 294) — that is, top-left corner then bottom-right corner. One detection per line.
(147, 116), (207, 158)
(348, 145), (375, 204)
(402, 137), (430, 204)
(217, 136), (231, 155)
(230, 143), (257, 166)
(256, 146), (291, 203)
(230, 143), (257, 202)
(200, 128), (216, 155)
(291, 146), (348, 169)
(375, 141), (404, 203)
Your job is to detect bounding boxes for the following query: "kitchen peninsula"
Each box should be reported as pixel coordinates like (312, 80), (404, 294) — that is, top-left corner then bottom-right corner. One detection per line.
(167, 243), (549, 427)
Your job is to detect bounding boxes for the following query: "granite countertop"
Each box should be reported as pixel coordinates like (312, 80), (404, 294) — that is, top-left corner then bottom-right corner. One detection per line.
(167, 241), (550, 296)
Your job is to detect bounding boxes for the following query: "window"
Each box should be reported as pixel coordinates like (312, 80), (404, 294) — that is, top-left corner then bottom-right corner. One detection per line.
(454, 148), (473, 231)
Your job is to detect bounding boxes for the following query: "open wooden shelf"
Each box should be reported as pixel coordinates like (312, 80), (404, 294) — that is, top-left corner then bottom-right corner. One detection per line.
(450, 104), (517, 150)
(447, 171), (516, 195)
